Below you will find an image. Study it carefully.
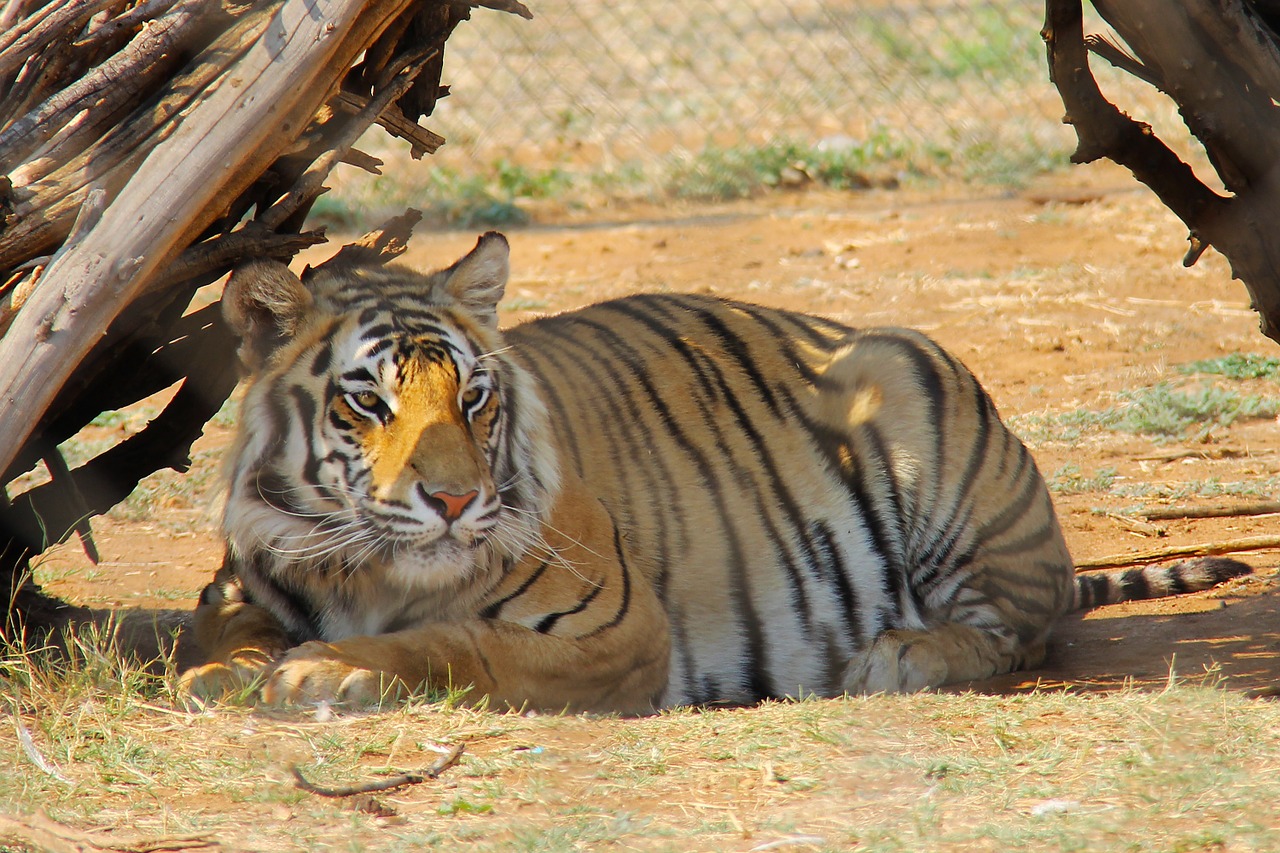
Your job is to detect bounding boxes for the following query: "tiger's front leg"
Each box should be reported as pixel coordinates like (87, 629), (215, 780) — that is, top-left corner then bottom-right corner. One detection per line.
(179, 563), (293, 701)
(261, 616), (671, 714)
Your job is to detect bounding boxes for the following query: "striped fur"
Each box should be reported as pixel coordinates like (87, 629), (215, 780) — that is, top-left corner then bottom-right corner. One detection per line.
(1073, 557), (1250, 610)
(180, 233), (1249, 711)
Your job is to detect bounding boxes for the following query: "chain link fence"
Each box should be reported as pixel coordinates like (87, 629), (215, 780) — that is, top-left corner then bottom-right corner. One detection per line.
(328, 1), (1191, 223)
(430, 1), (1064, 184)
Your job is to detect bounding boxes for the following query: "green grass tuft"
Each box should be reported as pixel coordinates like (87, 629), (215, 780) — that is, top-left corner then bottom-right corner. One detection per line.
(665, 135), (912, 201)
(312, 161), (574, 231)
(1014, 381), (1280, 445)
(1115, 383), (1278, 439)
(1049, 464), (1118, 495)
(1179, 353), (1280, 380)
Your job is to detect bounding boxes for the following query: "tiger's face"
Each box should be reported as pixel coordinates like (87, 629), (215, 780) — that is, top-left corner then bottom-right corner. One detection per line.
(222, 233), (556, 596)
(321, 315), (502, 558)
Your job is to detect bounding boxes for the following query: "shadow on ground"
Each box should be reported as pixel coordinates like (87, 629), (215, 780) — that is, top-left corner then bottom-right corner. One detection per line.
(957, 568), (1280, 697)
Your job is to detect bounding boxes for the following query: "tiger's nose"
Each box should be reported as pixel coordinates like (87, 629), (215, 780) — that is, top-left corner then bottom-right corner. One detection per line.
(427, 489), (479, 522)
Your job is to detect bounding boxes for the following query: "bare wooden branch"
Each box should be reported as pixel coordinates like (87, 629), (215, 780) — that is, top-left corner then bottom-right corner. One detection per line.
(0, 0), (117, 80)
(1138, 501), (1280, 521)
(258, 44), (440, 229)
(292, 743), (466, 797)
(473, 0), (532, 19)
(0, 811), (218, 853)
(1075, 535), (1280, 570)
(0, 0), (527, 603)
(0, 0), (417, 475)
(0, 1), (275, 267)
(310, 208), (424, 273)
(1042, 0), (1225, 233)
(42, 448), (99, 563)
(72, 0), (180, 51)
(160, 228), (328, 294)
(332, 90), (445, 158)
(1104, 512), (1166, 538)
(0, 0), (222, 168)
(1044, 0), (1280, 345)
(1, 308), (240, 556)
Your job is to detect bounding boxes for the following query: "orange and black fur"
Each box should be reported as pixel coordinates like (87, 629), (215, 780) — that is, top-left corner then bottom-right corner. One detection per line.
(182, 233), (1249, 712)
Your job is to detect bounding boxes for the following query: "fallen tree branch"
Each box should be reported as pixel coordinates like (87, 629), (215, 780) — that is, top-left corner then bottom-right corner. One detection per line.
(0, 0), (219, 168)
(309, 208), (423, 273)
(0, 0), (526, 607)
(1044, 0), (1280, 344)
(1075, 535), (1280, 570)
(1103, 512), (1166, 538)
(1137, 501), (1280, 521)
(0, 0), (415, 476)
(258, 43), (440, 229)
(0, 811), (218, 853)
(292, 742), (466, 797)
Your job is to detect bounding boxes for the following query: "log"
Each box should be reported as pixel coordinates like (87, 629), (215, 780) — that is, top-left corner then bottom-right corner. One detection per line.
(0, 0), (530, 598)
(1043, 0), (1280, 345)
(0, 0), (413, 470)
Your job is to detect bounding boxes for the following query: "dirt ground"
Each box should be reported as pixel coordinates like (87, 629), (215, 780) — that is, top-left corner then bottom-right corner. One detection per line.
(31, 161), (1280, 698)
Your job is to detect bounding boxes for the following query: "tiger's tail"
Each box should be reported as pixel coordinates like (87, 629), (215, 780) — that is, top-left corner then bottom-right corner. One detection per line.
(1072, 556), (1252, 611)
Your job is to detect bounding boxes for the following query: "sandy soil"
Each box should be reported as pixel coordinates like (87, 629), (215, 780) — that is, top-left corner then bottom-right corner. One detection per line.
(31, 161), (1280, 697)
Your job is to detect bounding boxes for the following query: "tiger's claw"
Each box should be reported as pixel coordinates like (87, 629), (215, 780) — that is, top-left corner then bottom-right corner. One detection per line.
(261, 642), (406, 708)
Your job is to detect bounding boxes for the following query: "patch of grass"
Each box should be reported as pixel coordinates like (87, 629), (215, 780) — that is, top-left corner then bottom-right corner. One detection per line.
(863, 6), (1041, 82)
(1116, 383), (1278, 440)
(88, 410), (127, 428)
(313, 160), (573, 231)
(1111, 475), (1280, 501)
(324, 116), (1065, 230)
(951, 133), (1070, 187)
(5, 641), (1280, 852)
(667, 135), (911, 201)
(1010, 406), (1116, 445)
(1179, 353), (1280, 380)
(210, 394), (241, 427)
(2, 618), (178, 707)
(502, 297), (552, 312)
(107, 449), (223, 523)
(1013, 382), (1280, 444)
(1049, 464), (1118, 495)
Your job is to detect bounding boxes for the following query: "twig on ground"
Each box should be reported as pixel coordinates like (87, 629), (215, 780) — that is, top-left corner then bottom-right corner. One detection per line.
(1137, 501), (1280, 521)
(291, 742), (466, 798)
(1104, 512), (1166, 537)
(0, 811), (218, 853)
(1075, 534), (1280, 570)
(1134, 448), (1245, 463)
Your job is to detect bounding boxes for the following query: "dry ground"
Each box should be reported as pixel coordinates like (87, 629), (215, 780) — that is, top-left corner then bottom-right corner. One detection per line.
(10, 164), (1280, 851)
(33, 161), (1280, 694)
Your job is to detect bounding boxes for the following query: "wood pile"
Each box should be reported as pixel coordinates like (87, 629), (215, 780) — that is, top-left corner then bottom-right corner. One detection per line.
(1044, 0), (1280, 345)
(0, 0), (529, 603)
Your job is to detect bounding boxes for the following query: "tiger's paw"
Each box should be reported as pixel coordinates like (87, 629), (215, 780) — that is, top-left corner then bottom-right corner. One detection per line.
(262, 642), (406, 708)
(178, 653), (273, 706)
(842, 630), (949, 695)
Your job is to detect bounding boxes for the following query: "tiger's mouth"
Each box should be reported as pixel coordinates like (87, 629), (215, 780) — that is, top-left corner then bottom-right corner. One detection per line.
(356, 502), (494, 552)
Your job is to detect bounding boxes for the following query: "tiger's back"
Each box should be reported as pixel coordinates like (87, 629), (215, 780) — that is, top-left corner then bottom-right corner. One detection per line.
(510, 293), (1075, 705)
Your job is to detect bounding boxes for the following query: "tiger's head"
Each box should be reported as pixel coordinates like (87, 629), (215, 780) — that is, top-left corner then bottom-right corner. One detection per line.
(220, 232), (558, 597)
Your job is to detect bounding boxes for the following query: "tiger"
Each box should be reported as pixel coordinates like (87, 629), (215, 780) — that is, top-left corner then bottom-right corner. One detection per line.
(180, 231), (1251, 713)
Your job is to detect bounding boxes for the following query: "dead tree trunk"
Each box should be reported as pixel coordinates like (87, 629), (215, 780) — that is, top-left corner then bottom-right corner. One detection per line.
(0, 0), (529, 610)
(1043, 0), (1280, 344)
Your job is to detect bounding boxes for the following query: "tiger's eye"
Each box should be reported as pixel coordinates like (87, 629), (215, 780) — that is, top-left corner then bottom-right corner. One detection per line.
(350, 390), (380, 410)
(462, 387), (485, 407)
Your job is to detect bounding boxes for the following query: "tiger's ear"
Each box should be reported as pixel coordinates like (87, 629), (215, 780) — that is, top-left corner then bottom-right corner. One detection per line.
(222, 260), (313, 372)
(443, 231), (508, 323)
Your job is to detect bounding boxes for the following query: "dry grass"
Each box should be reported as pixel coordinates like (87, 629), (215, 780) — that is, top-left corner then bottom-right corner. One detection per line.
(4, 624), (1280, 852)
